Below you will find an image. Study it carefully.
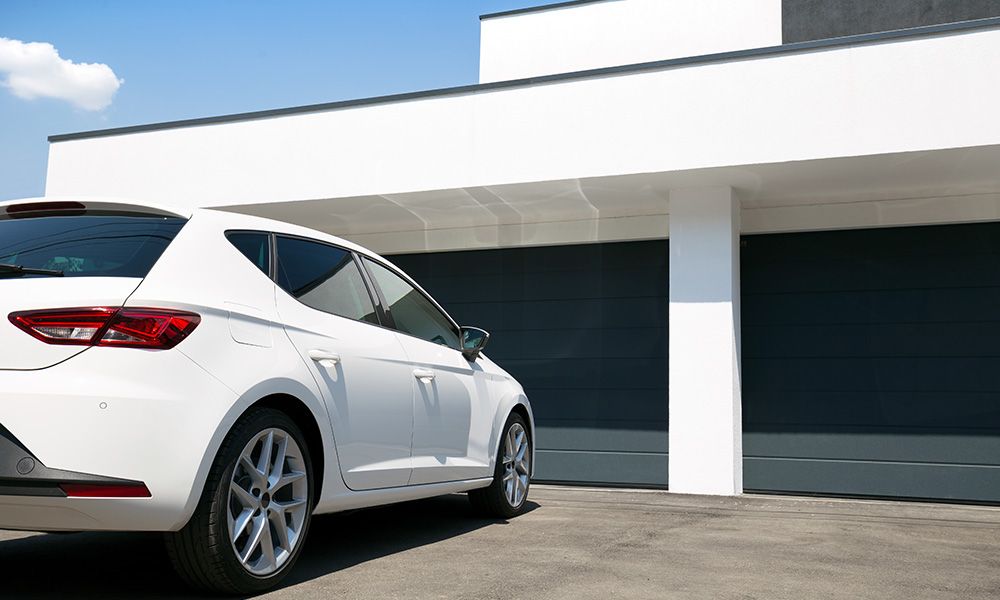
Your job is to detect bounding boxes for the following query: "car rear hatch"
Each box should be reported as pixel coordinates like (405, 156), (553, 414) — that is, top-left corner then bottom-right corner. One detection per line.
(0, 200), (188, 370)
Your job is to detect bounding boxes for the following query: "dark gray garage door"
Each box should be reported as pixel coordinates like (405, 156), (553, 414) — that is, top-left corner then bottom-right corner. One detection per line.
(742, 223), (1000, 503)
(389, 240), (669, 486)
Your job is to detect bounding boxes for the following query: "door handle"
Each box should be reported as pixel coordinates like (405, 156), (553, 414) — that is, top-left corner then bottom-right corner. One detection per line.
(413, 368), (436, 382)
(308, 349), (341, 367)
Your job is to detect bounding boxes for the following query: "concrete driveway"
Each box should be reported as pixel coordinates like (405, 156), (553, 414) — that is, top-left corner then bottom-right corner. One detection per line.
(2, 485), (999, 599)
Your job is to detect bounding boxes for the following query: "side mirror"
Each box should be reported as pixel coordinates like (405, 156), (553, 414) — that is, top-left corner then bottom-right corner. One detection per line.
(461, 326), (490, 361)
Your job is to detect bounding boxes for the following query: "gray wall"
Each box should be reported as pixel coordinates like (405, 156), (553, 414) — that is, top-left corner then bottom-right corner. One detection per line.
(783, 0), (1000, 42)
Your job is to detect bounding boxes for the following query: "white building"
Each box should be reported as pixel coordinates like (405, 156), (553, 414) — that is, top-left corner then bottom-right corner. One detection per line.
(44, 0), (1000, 502)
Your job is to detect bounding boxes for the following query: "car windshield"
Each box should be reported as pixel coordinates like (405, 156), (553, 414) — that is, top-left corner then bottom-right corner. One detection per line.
(0, 212), (186, 278)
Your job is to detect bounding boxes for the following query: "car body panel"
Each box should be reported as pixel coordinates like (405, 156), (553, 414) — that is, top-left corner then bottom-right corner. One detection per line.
(0, 346), (237, 531)
(0, 199), (534, 532)
(396, 332), (494, 485)
(276, 289), (416, 491)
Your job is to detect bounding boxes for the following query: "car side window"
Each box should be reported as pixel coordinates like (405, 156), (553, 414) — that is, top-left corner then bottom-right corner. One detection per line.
(275, 236), (379, 325)
(363, 257), (460, 350)
(225, 231), (270, 275)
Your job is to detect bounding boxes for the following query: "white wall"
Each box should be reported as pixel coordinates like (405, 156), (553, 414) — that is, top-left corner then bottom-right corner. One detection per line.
(668, 187), (742, 495)
(479, 0), (782, 82)
(46, 25), (1000, 234)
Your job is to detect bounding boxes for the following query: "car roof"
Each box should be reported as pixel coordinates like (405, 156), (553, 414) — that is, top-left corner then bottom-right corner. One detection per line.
(0, 196), (380, 260)
(196, 207), (380, 260)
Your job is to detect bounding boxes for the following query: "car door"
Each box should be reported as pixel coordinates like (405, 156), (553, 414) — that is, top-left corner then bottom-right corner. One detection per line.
(274, 235), (414, 490)
(361, 257), (494, 485)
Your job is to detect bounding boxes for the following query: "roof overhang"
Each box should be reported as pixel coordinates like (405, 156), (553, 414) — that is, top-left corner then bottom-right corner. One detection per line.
(220, 145), (1000, 254)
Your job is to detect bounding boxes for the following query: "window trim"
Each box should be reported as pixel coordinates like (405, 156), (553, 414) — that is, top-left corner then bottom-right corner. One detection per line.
(351, 251), (392, 327)
(359, 254), (463, 352)
(271, 232), (385, 328)
(224, 229), (274, 279)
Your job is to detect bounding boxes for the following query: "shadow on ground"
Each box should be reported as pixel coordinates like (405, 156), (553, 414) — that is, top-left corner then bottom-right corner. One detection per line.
(0, 493), (539, 599)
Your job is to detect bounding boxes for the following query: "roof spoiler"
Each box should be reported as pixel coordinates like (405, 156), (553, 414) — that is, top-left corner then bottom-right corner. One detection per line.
(0, 197), (191, 219)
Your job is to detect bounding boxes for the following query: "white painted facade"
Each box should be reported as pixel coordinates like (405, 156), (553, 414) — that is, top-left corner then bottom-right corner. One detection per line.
(479, 0), (782, 82)
(46, 23), (1000, 250)
(41, 0), (1000, 496)
(668, 188), (742, 495)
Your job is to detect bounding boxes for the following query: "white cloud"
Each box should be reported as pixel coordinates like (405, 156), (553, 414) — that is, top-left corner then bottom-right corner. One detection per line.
(0, 37), (122, 111)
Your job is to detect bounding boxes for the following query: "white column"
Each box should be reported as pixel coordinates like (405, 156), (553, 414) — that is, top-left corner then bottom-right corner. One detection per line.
(668, 187), (742, 495)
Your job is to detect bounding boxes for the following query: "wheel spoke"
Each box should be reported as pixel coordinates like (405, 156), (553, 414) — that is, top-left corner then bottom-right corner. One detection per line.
(269, 508), (291, 552)
(259, 518), (276, 571)
(231, 508), (254, 540)
(273, 498), (307, 512)
(503, 428), (518, 465)
(515, 438), (527, 463)
(240, 514), (266, 564)
(240, 455), (266, 488)
(272, 470), (306, 494)
(257, 431), (275, 476)
(268, 435), (288, 487)
(230, 480), (256, 508)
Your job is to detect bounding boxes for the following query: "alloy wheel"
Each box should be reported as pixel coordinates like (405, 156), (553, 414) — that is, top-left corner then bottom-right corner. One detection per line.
(227, 428), (309, 576)
(501, 422), (530, 507)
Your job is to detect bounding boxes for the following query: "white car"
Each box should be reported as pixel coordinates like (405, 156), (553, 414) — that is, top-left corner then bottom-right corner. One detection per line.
(0, 198), (534, 594)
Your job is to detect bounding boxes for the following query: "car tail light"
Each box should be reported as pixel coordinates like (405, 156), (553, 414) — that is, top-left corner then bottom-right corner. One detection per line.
(60, 483), (152, 498)
(8, 307), (200, 349)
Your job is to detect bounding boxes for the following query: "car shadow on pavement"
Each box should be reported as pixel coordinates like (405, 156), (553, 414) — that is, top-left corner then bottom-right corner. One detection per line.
(0, 493), (540, 599)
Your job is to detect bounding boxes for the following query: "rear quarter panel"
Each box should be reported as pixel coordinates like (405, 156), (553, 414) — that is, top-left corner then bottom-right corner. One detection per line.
(126, 210), (346, 524)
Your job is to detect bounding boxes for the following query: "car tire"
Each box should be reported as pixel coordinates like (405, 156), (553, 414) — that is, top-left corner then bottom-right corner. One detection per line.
(165, 407), (314, 595)
(469, 412), (531, 518)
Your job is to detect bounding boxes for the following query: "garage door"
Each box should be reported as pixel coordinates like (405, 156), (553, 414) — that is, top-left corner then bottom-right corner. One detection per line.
(389, 240), (670, 486)
(742, 223), (1000, 503)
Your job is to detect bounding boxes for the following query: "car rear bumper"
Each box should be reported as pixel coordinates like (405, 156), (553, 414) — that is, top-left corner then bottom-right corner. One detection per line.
(0, 422), (149, 497)
(0, 346), (238, 532)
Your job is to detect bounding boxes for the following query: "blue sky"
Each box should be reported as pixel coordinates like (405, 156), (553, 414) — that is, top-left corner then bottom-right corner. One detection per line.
(0, 1), (537, 200)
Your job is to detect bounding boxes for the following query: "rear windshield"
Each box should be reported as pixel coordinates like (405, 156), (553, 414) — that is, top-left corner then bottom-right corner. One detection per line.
(0, 212), (186, 278)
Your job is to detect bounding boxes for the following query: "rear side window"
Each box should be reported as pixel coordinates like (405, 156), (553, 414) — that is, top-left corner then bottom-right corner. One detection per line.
(0, 213), (186, 278)
(226, 231), (270, 275)
(275, 236), (379, 325)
